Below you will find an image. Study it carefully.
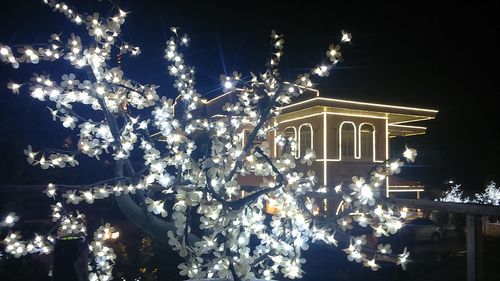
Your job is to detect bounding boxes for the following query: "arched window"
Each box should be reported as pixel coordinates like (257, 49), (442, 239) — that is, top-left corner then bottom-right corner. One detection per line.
(284, 127), (296, 141)
(340, 122), (355, 158)
(283, 127), (297, 156)
(359, 124), (375, 160)
(299, 124), (313, 157)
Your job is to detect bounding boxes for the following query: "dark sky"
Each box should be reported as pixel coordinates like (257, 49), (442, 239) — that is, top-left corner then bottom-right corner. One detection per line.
(0, 0), (499, 193)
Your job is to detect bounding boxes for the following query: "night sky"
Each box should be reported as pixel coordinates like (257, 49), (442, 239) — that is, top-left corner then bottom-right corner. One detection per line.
(0, 0), (499, 194)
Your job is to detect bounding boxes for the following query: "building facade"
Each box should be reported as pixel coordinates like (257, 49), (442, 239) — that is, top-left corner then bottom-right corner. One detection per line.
(194, 87), (437, 216)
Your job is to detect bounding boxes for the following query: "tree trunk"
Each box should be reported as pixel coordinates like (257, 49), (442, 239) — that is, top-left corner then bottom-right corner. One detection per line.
(52, 236), (88, 281)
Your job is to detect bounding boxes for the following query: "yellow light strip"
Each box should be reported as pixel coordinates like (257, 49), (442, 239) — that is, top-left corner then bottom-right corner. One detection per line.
(281, 97), (439, 113)
(385, 119), (389, 198)
(323, 113), (327, 186)
(328, 112), (388, 119)
(273, 129), (277, 157)
(388, 189), (425, 192)
(205, 92), (230, 104)
(397, 132), (427, 137)
(211, 114), (227, 118)
(389, 116), (435, 125)
(335, 200), (344, 215)
(278, 112), (388, 125)
(241, 129), (249, 147)
(298, 123), (314, 158)
(388, 124), (427, 130)
(279, 112), (324, 124)
(389, 185), (425, 188)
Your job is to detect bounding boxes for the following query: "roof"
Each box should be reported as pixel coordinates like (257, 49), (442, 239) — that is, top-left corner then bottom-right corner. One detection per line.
(194, 86), (438, 137)
(279, 97), (438, 125)
(278, 90), (438, 137)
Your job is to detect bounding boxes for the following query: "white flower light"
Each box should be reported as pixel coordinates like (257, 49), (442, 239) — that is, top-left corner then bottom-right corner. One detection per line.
(402, 145), (417, 163)
(0, 47), (9, 56)
(2, 213), (19, 227)
(0, 3), (415, 278)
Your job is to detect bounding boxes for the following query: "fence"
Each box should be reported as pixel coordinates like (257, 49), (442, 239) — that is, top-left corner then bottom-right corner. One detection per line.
(393, 198), (500, 281)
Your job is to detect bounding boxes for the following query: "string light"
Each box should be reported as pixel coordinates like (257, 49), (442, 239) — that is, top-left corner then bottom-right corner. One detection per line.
(0, 1), (419, 279)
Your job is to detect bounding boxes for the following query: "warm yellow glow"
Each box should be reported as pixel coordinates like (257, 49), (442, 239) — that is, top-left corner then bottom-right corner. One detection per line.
(389, 116), (435, 125)
(388, 189), (425, 192)
(388, 124), (428, 137)
(335, 200), (344, 215)
(273, 129), (277, 157)
(278, 111), (388, 125)
(240, 129), (249, 147)
(385, 119), (389, 198)
(281, 97), (438, 113)
(389, 185), (425, 188)
(265, 199), (279, 215)
(389, 124), (427, 130)
(279, 112), (323, 124)
(323, 113), (327, 186)
(390, 132), (427, 137)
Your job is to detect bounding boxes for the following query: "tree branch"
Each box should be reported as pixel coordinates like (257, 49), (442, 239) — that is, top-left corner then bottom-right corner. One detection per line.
(224, 89), (280, 183)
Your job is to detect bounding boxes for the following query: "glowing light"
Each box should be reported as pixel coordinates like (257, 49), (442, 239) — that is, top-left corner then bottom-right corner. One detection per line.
(281, 97), (438, 113)
(0, 47), (9, 56)
(223, 80), (233, 89)
(5, 215), (14, 224)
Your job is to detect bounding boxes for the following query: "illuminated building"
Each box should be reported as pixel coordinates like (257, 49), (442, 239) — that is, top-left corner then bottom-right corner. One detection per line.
(195, 86), (437, 216)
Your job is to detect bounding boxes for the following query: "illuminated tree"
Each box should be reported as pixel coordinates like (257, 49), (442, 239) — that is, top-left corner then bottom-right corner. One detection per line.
(0, 1), (416, 280)
(439, 181), (499, 206)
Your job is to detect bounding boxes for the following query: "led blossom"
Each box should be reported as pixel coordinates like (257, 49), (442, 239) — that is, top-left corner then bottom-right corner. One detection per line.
(439, 181), (500, 206)
(0, 1), (416, 280)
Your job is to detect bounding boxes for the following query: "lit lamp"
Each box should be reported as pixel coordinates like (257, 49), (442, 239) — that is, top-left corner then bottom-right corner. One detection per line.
(265, 196), (279, 215)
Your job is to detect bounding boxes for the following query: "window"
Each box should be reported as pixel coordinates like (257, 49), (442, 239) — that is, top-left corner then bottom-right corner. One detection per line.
(283, 127), (297, 156)
(299, 124), (313, 157)
(340, 123), (355, 158)
(359, 124), (375, 160)
(284, 127), (296, 141)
